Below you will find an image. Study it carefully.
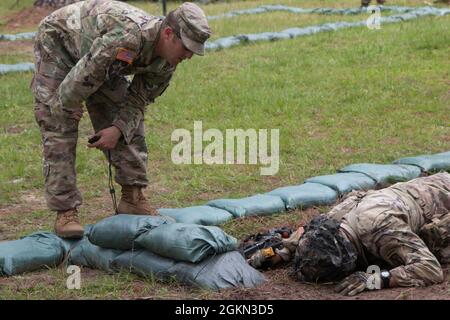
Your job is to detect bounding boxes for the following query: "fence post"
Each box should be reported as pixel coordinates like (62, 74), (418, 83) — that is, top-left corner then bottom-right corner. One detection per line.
(162, 0), (167, 16)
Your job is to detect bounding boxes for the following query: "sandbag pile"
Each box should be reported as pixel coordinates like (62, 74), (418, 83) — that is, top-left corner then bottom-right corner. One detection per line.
(0, 232), (67, 276)
(0, 215), (265, 290)
(67, 214), (267, 290)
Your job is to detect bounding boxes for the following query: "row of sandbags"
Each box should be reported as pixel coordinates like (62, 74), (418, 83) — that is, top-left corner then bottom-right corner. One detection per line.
(0, 214), (265, 290)
(0, 5), (443, 41)
(157, 151), (450, 225)
(1, 6), (449, 74)
(207, 4), (449, 20)
(0, 63), (35, 75)
(206, 6), (450, 51)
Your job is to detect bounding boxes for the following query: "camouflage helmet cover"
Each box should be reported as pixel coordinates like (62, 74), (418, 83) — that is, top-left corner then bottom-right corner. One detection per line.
(293, 215), (358, 282)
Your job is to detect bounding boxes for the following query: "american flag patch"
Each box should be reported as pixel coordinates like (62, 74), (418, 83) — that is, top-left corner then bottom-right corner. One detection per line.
(116, 48), (135, 65)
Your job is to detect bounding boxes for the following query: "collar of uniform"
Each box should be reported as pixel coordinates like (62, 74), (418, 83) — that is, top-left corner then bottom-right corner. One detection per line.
(139, 19), (164, 66)
(340, 222), (368, 267)
(148, 56), (172, 73)
(137, 19), (175, 73)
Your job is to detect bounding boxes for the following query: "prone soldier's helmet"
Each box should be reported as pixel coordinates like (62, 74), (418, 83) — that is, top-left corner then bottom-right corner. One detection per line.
(293, 215), (358, 282)
(166, 2), (211, 56)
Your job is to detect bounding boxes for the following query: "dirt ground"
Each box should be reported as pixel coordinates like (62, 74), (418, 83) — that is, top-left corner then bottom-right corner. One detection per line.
(212, 265), (450, 300)
(3, 6), (53, 32)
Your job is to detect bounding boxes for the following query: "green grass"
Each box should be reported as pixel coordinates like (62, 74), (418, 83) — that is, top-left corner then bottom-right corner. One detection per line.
(0, 0), (449, 299)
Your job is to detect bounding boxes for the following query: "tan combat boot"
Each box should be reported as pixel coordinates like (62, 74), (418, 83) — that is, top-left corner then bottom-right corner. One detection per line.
(117, 185), (153, 215)
(54, 208), (84, 239)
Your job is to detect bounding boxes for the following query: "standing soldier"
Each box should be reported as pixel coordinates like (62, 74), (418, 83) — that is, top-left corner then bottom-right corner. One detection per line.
(361, 0), (386, 6)
(31, 0), (211, 238)
(292, 172), (450, 295)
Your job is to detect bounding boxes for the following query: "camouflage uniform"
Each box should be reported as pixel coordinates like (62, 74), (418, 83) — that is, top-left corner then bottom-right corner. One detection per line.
(327, 172), (450, 287)
(32, 0), (175, 211)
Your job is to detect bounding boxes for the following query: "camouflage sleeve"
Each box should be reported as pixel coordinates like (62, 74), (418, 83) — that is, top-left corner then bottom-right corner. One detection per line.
(326, 190), (367, 221)
(112, 71), (173, 144)
(360, 214), (444, 287)
(56, 22), (141, 120)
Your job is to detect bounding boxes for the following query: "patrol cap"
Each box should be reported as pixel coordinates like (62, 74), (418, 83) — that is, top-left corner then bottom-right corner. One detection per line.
(166, 2), (211, 56)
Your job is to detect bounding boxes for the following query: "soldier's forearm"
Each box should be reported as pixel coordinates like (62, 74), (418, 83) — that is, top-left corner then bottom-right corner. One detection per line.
(389, 263), (444, 288)
(112, 103), (145, 145)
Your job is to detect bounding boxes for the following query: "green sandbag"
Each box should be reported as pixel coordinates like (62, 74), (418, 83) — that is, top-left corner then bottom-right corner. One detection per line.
(267, 182), (337, 210)
(0, 232), (65, 276)
(112, 250), (265, 291)
(88, 214), (174, 250)
(305, 172), (376, 195)
(68, 237), (124, 272)
(112, 250), (176, 279)
(135, 223), (238, 263)
(339, 163), (422, 187)
(393, 151), (450, 172)
(157, 206), (234, 226)
(207, 194), (286, 218)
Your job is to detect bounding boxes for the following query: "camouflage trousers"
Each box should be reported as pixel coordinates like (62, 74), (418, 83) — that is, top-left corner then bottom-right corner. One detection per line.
(32, 36), (148, 212)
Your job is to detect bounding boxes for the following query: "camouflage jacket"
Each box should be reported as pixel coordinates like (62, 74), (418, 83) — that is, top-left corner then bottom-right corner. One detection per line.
(36, 0), (175, 144)
(328, 172), (450, 287)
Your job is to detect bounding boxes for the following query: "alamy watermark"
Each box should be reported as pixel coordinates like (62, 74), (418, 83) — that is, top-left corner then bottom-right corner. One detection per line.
(366, 6), (381, 30)
(66, 265), (81, 290)
(171, 121), (279, 175)
(366, 265), (381, 289)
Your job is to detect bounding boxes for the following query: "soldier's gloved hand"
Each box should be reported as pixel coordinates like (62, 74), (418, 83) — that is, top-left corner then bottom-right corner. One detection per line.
(247, 250), (266, 269)
(335, 271), (374, 296)
(88, 126), (122, 150)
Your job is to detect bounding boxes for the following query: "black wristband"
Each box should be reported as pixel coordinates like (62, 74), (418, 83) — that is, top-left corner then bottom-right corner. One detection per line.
(380, 270), (390, 288)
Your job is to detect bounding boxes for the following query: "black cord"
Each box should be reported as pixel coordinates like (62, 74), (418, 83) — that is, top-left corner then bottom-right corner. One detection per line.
(108, 150), (118, 214)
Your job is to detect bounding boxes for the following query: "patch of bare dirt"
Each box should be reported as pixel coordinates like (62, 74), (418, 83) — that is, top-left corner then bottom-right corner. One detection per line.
(213, 265), (450, 300)
(0, 41), (34, 58)
(0, 190), (46, 214)
(340, 147), (356, 154)
(3, 6), (53, 32)
(5, 125), (27, 134)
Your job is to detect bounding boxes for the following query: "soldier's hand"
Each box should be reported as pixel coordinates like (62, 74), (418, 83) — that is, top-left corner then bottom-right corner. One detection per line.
(335, 271), (371, 296)
(88, 126), (122, 150)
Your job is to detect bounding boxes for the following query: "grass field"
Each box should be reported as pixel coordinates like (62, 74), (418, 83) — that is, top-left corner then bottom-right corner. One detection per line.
(0, 0), (449, 299)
